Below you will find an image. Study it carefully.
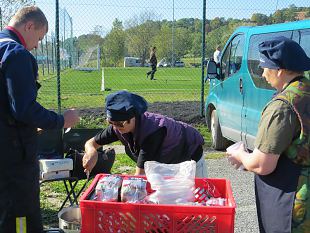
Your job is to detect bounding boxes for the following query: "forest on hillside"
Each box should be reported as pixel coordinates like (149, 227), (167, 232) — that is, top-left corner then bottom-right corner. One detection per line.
(75, 5), (309, 67)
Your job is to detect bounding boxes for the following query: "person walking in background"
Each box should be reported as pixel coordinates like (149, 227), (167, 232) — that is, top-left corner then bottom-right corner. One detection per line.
(226, 36), (310, 232)
(213, 45), (221, 64)
(0, 6), (80, 233)
(146, 46), (157, 80)
(83, 90), (207, 178)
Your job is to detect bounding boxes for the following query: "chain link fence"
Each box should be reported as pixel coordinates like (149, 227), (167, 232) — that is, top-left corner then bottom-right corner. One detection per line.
(1, 0), (309, 126)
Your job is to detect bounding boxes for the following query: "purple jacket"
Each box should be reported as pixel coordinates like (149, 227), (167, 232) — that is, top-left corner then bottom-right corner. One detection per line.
(114, 112), (204, 163)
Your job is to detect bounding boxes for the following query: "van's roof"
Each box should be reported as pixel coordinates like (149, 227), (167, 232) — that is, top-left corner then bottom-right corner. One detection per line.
(234, 19), (310, 35)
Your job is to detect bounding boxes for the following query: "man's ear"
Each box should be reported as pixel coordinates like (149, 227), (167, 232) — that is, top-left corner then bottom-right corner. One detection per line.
(24, 21), (35, 32)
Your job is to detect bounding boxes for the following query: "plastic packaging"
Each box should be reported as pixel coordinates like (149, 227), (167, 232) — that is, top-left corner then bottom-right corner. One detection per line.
(226, 141), (247, 171)
(121, 177), (147, 203)
(144, 160), (196, 204)
(94, 175), (122, 202)
(206, 197), (226, 206)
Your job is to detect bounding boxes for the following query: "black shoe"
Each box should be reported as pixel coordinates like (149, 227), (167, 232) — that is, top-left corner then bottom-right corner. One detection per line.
(146, 74), (149, 79)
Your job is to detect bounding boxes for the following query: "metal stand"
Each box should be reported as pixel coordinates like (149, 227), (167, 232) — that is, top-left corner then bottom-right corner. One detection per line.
(40, 176), (79, 211)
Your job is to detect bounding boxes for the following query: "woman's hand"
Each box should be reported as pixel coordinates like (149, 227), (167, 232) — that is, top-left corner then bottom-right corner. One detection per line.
(226, 143), (245, 169)
(83, 137), (100, 173)
(83, 150), (98, 173)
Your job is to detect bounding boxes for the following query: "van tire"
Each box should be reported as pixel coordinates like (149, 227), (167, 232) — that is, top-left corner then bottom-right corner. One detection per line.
(210, 109), (229, 150)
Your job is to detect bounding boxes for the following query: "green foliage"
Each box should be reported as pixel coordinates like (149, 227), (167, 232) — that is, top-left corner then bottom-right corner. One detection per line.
(103, 19), (126, 67)
(126, 18), (160, 65)
(154, 24), (172, 61)
(77, 34), (103, 53)
(70, 6), (310, 69)
(251, 13), (270, 25)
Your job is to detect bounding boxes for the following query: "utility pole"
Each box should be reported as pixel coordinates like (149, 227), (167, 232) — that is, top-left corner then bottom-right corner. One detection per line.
(200, 0), (206, 116)
(56, 0), (61, 114)
(172, 0), (175, 67)
(0, 7), (3, 31)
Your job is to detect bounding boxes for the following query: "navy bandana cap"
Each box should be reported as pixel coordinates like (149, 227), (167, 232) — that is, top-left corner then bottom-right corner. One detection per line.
(258, 36), (310, 71)
(105, 90), (148, 121)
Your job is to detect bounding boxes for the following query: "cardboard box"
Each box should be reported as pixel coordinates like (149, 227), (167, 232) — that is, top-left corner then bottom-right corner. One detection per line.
(39, 158), (73, 173)
(40, 170), (71, 180)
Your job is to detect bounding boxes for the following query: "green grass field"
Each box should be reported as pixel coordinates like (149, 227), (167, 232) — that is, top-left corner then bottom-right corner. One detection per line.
(38, 67), (207, 109)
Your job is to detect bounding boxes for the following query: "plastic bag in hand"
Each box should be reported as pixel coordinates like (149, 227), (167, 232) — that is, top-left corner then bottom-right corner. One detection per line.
(226, 141), (247, 171)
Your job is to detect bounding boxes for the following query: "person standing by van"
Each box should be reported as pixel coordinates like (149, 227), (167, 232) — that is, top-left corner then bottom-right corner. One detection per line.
(226, 36), (310, 232)
(146, 46), (157, 80)
(0, 6), (79, 232)
(213, 45), (221, 64)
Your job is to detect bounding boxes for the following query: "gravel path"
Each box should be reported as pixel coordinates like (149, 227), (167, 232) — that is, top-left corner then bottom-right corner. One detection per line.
(208, 158), (259, 233)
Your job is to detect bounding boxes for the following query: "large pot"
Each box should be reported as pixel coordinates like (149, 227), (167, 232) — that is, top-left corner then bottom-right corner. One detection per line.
(58, 206), (81, 233)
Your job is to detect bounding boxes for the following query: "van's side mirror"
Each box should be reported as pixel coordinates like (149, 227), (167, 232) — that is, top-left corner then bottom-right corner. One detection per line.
(206, 60), (219, 80)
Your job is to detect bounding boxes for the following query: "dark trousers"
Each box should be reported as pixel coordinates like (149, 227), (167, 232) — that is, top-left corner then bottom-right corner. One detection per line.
(0, 127), (43, 233)
(0, 163), (43, 233)
(147, 65), (157, 80)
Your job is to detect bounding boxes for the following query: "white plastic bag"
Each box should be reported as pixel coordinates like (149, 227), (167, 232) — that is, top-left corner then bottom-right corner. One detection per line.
(144, 160), (196, 204)
(226, 141), (247, 171)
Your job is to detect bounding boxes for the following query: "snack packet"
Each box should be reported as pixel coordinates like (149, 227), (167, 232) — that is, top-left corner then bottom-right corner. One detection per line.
(121, 177), (147, 203)
(95, 175), (123, 202)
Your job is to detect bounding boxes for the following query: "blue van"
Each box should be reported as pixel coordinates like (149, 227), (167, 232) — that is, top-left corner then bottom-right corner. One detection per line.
(205, 20), (310, 150)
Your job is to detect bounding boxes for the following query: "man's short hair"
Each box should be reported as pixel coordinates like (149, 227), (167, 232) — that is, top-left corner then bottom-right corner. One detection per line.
(10, 6), (48, 31)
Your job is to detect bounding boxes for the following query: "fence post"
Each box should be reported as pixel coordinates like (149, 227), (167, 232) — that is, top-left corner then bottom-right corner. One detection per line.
(40, 41), (45, 76)
(55, 0), (61, 114)
(200, 0), (206, 117)
(51, 36), (55, 74)
(45, 36), (49, 74)
(0, 7), (2, 31)
(171, 0), (175, 67)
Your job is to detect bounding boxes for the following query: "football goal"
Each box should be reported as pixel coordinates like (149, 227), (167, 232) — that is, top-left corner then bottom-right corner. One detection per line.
(74, 45), (100, 71)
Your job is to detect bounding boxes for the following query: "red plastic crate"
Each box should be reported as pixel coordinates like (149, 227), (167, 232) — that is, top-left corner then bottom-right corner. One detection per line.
(80, 174), (236, 233)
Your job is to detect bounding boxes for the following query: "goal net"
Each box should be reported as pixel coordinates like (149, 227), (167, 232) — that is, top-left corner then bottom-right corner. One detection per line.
(74, 45), (100, 71)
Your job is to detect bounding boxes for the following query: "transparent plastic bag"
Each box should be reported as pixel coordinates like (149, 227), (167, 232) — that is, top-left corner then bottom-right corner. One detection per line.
(226, 141), (248, 171)
(144, 160), (196, 204)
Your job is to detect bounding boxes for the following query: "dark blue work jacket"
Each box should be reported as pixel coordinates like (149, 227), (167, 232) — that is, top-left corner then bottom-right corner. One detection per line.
(0, 29), (64, 132)
(0, 29), (64, 232)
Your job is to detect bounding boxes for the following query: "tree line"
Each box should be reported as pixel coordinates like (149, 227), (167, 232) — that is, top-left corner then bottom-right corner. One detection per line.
(74, 5), (309, 67)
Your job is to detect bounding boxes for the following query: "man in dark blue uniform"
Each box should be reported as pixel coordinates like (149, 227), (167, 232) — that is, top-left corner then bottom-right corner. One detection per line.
(0, 6), (80, 233)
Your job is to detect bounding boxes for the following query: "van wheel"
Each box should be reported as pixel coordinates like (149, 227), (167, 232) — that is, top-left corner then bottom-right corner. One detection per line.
(210, 109), (229, 150)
